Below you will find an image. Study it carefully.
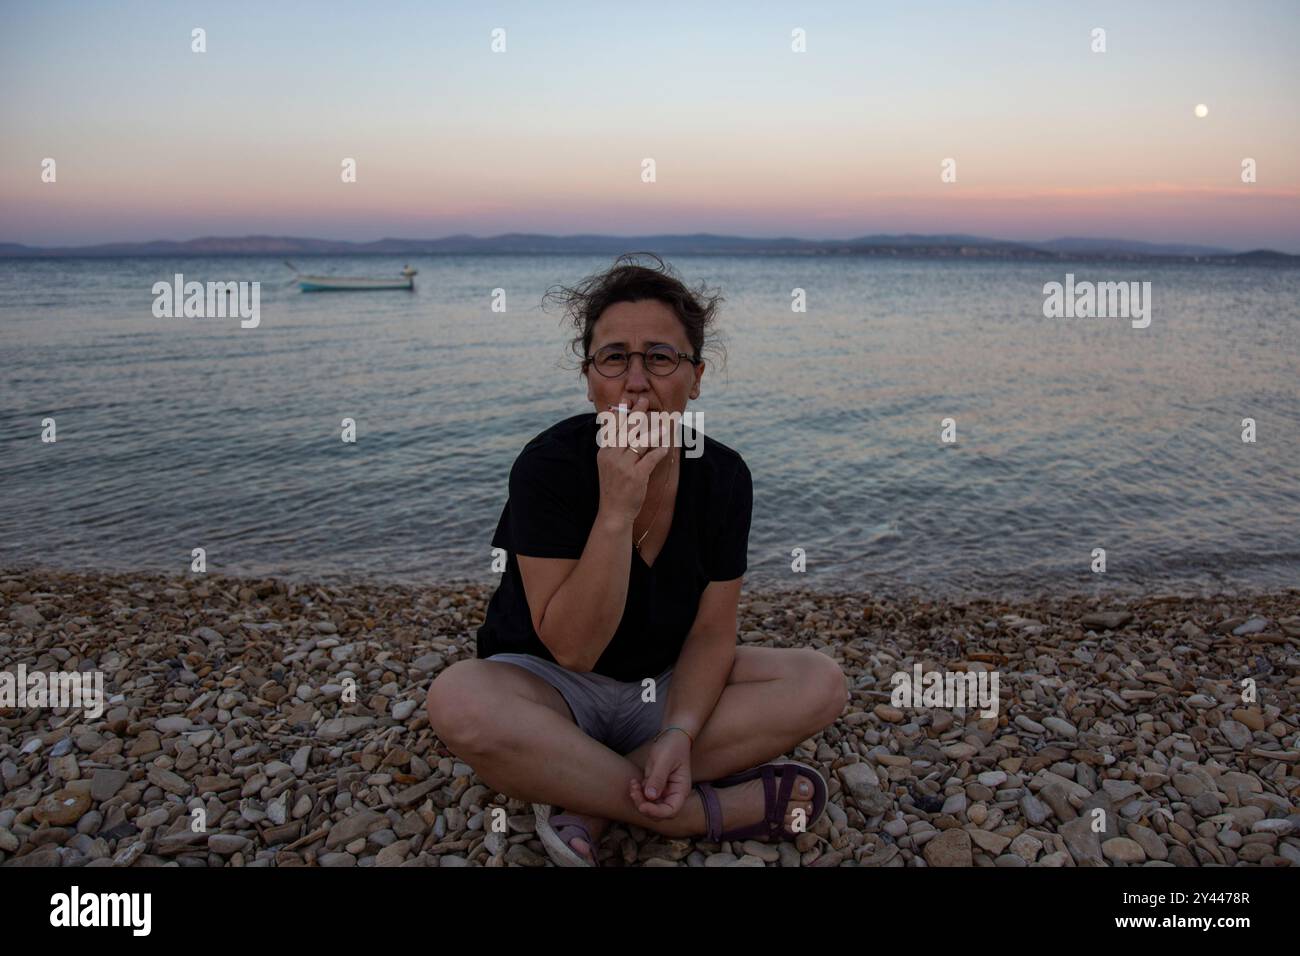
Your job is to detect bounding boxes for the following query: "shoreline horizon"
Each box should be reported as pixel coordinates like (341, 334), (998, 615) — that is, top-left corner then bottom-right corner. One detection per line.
(3, 561), (1297, 608)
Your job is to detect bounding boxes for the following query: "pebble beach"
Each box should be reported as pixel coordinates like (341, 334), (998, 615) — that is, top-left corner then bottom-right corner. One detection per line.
(1, 566), (1297, 868)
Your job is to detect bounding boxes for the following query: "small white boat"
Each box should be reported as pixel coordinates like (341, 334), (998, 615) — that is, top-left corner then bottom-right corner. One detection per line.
(288, 262), (418, 292)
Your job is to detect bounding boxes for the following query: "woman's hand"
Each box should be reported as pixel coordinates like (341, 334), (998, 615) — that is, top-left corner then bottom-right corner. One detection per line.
(596, 393), (671, 524)
(629, 729), (693, 819)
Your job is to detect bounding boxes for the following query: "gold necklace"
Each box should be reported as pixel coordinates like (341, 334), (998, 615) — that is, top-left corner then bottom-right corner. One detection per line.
(634, 452), (676, 551)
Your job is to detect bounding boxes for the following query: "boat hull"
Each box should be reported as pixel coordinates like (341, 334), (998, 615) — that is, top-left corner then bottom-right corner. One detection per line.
(298, 276), (414, 292)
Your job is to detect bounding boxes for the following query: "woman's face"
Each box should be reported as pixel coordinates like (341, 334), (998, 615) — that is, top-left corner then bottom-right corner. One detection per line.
(584, 299), (704, 417)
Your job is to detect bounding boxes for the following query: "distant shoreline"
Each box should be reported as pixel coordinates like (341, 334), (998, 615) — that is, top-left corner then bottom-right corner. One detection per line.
(3, 232), (1297, 265)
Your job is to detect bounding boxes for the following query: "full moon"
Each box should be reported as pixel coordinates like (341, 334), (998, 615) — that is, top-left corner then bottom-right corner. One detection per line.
(1194, 103), (1209, 118)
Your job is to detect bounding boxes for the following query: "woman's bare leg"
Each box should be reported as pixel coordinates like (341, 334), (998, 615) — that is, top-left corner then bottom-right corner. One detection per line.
(425, 647), (846, 843)
(623, 646), (848, 779)
(426, 658), (606, 860)
(608, 646), (847, 843)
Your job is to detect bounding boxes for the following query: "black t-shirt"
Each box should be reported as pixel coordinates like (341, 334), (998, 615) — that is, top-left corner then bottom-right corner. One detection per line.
(476, 412), (752, 681)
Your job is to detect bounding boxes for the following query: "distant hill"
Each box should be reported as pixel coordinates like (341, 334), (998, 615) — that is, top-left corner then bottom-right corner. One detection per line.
(0, 232), (1295, 265)
(1035, 237), (1236, 257)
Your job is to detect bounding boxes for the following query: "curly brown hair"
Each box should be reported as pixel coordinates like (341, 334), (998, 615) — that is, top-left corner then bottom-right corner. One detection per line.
(544, 252), (726, 377)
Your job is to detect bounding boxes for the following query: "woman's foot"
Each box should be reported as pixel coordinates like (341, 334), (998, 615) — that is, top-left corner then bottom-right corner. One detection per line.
(677, 769), (817, 840)
(553, 808), (608, 864)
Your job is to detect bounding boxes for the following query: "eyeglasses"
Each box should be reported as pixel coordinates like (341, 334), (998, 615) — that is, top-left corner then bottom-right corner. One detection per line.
(584, 344), (699, 378)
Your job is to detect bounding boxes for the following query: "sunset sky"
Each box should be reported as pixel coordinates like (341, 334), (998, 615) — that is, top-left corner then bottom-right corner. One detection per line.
(3, 0), (1298, 250)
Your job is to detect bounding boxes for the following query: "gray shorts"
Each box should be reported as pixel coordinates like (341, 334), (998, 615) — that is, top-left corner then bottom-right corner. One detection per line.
(485, 653), (674, 755)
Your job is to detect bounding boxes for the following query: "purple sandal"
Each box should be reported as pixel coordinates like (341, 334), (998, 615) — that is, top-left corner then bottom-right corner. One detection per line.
(533, 803), (600, 867)
(693, 760), (828, 843)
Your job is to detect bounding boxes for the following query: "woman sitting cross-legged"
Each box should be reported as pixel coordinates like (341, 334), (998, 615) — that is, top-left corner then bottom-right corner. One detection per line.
(426, 253), (848, 866)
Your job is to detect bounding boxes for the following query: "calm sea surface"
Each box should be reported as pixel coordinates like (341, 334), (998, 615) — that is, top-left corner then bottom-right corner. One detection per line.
(2, 255), (1297, 599)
